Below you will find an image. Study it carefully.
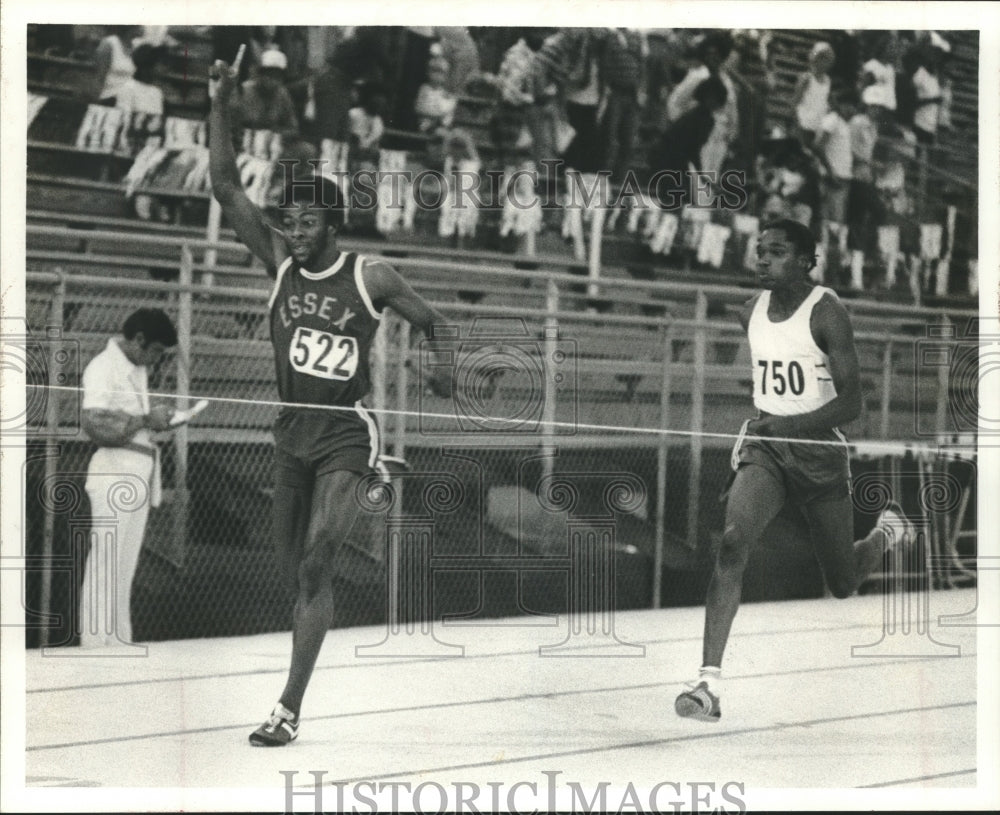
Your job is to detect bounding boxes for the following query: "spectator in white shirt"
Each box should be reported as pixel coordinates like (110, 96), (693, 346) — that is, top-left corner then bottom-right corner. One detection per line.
(793, 41), (834, 146)
(859, 34), (896, 113)
(815, 87), (855, 279)
(911, 37), (949, 145)
(79, 308), (179, 648)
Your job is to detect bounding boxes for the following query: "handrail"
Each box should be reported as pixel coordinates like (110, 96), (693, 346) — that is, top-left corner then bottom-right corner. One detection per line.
(25, 225), (976, 320)
(26, 270), (952, 346)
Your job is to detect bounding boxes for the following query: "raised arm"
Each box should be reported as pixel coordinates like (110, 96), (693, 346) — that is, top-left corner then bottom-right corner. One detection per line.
(208, 56), (284, 269)
(361, 259), (446, 334)
(362, 259), (453, 397)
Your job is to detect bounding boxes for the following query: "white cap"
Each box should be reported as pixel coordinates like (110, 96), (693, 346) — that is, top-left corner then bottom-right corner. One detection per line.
(260, 49), (287, 70)
(929, 31), (951, 53)
(810, 41), (834, 59)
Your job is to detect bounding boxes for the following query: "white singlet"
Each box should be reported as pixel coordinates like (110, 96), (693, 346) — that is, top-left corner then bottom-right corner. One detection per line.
(747, 285), (839, 417)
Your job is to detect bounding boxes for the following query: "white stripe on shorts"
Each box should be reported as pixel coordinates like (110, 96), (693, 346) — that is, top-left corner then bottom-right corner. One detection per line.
(353, 400), (380, 469)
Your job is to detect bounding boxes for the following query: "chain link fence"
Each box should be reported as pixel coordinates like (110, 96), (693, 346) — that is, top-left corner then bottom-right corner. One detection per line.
(17, 258), (979, 648)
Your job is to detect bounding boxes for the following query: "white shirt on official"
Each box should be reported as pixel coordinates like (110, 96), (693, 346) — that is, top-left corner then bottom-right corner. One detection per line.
(81, 337), (160, 504)
(747, 286), (839, 417)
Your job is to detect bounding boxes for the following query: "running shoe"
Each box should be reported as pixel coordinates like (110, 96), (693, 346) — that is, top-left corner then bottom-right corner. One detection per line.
(876, 501), (914, 552)
(249, 703), (299, 746)
(675, 681), (721, 723)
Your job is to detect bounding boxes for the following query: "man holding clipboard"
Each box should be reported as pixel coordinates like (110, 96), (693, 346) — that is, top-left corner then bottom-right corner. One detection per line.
(78, 307), (198, 648)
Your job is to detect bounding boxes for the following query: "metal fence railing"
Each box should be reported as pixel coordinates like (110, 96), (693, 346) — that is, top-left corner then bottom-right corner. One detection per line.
(15, 250), (979, 647)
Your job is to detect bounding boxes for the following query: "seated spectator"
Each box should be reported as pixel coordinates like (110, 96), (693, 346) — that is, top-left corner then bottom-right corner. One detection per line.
(348, 82), (387, 155)
(232, 47), (300, 140)
(115, 43), (166, 119)
(793, 41), (834, 146)
(92, 25), (141, 104)
(414, 50), (457, 134)
(649, 76), (728, 209)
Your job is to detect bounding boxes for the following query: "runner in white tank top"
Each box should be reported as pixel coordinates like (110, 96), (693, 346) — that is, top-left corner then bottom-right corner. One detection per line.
(675, 219), (913, 724)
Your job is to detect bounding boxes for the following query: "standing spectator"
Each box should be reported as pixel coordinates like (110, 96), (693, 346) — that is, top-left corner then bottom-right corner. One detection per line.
(859, 33), (896, 115)
(528, 29), (571, 176)
(78, 309), (179, 647)
(846, 100), (884, 289)
(649, 76), (728, 209)
(91, 25), (140, 104)
(814, 86), (855, 280)
(233, 47), (300, 139)
(485, 31), (544, 166)
(562, 29), (604, 174)
(414, 50), (457, 134)
(911, 35), (949, 145)
(435, 26), (481, 96)
(600, 28), (647, 183)
(793, 41), (834, 146)
(667, 32), (739, 177)
(308, 48), (355, 148)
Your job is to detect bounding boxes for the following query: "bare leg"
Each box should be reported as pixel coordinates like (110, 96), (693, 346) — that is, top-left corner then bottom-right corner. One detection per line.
(278, 469), (362, 716)
(803, 495), (886, 598)
(703, 465), (786, 668)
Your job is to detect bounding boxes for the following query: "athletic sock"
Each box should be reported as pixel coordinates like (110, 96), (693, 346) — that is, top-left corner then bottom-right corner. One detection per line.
(698, 665), (722, 695)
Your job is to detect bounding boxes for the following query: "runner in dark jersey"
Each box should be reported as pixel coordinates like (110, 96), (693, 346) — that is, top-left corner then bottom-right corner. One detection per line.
(210, 55), (451, 746)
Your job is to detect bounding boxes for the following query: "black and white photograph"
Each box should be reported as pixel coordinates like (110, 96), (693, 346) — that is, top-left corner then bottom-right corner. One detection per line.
(2, 0), (998, 811)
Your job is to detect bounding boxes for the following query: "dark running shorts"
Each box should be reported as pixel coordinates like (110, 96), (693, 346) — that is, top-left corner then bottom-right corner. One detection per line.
(273, 406), (379, 484)
(731, 421), (852, 505)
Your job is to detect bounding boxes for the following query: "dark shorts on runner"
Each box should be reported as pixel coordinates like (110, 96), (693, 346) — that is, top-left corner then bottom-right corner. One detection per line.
(273, 406), (380, 487)
(731, 420), (852, 505)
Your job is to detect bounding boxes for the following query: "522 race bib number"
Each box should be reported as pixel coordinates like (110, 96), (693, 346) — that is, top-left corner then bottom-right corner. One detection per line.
(289, 326), (358, 381)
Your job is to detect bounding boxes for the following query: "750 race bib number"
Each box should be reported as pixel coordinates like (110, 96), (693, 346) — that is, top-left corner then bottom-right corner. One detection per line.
(756, 358), (817, 398)
(289, 326), (358, 381)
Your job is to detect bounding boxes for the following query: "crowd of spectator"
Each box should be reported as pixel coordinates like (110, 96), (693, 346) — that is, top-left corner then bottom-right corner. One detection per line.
(33, 24), (973, 295)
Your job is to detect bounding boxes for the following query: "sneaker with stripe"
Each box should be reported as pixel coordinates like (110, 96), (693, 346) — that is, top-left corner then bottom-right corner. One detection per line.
(675, 681), (721, 723)
(876, 501), (914, 553)
(249, 703), (299, 746)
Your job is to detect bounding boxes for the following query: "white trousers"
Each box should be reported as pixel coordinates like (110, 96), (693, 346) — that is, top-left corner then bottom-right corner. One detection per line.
(79, 457), (153, 648)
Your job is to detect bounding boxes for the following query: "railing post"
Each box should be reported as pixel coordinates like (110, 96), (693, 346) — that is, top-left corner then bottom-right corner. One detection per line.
(173, 246), (193, 563)
(653, 323), (675, 609)
(203, 197), (222, 287)
(372, 308), (387, 453)
(542, 278), (560, 484)
(40, 274), (66, 649)
(935, 316), (951, 436)
(394, 317), (411, 459)
(587, 178), (606, 299)
(686, 291), (707, 551)
(880, 339), (893, 440)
